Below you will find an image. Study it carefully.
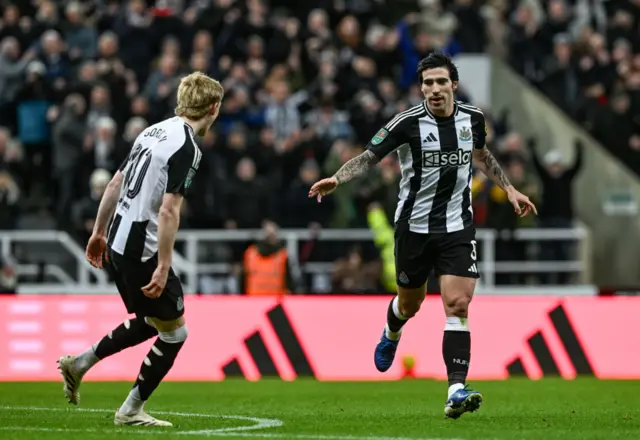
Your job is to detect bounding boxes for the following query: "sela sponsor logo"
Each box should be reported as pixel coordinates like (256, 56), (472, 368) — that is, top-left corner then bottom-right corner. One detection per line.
(422, 149), (471, 167)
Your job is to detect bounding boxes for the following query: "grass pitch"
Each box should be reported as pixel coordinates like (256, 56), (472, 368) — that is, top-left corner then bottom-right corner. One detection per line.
(0, 379), (638, 440)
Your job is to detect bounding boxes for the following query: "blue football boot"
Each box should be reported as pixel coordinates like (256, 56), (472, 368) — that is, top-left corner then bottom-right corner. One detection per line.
(444, 385), (483, 419)
(374, 331), (399, 372)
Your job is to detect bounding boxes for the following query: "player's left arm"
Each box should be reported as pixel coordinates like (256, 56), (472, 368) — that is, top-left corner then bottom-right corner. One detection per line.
(469, 110), (511, 191)
(158, 140), (200, 271)
(472, 147), (513, 192)
(471, 112), (537, 216)
(92, 170), (124, 237)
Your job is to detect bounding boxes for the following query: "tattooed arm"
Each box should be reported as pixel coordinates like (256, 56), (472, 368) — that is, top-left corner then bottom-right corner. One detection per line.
(308, 150), (380, 201)
(333, 150), (380, 186)
(473, 146), (537, 216)
(310, 118), (406, 201)
(472, 147), (513, 192)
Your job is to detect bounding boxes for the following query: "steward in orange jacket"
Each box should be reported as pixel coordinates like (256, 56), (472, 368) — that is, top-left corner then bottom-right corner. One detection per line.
(242, 221), (296, 295)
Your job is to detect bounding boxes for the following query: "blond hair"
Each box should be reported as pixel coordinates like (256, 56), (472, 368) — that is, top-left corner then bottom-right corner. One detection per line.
(174, 72), (224, 120)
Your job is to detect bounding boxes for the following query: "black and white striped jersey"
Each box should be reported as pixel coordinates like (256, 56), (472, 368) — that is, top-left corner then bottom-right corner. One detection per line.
(367, 101), (486, 234)
(107, 116), (202, 262)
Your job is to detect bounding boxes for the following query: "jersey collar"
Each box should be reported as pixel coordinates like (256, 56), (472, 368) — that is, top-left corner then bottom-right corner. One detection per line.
(423, 100), (459, 120)
(183, 121), (196, 137)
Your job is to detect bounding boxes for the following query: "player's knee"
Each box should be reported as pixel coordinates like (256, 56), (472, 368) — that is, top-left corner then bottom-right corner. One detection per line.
(158, 323), (188, 344)
(150, 324), (188, 371)
(145, 316), (185, 333)
(398, 296), (422, 318)
(397, 286), (426, 318)
(444, 295), (471, 317)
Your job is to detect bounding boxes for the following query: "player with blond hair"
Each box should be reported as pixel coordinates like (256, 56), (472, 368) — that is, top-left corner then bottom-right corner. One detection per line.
(57, 72), (223, 427)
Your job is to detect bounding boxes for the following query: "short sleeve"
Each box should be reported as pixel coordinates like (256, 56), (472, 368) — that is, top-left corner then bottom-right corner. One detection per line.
(166, 138), (200, 196)
(472, 111), (487, 150)
(366, 114), (412, 160)
(118, 151), (130, 171)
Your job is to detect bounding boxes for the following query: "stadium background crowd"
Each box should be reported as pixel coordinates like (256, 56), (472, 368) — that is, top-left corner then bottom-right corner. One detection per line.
(0, 0), (636, 293)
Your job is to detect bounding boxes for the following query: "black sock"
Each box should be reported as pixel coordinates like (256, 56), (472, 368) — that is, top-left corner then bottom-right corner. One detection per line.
(386, 296), (408, 333)
(94, 318), (158, 360)
(443, 330), (471, 386)
(135, 337), (185, 401)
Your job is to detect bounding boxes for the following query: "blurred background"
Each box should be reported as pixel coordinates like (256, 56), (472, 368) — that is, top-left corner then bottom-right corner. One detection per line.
(0, 0), (638, 297)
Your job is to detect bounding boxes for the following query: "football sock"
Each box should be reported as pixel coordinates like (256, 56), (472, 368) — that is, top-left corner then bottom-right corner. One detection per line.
(443, 316), (471, 392)
(74, 346), (100, 372)
(93, 318), (158, 362)
(120, 385), (145, 415)
(385, 296), (408, 340)
(128, 326), (188, 406)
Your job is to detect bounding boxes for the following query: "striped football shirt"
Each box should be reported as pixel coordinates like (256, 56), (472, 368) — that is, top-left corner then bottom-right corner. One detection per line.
(108, 116), (202, 261)
(367, 101), (486, 234)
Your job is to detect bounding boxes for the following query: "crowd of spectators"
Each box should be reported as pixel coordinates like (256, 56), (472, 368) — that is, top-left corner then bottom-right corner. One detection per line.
(0, 0), (610, 289)
(505, 0), (639, 172)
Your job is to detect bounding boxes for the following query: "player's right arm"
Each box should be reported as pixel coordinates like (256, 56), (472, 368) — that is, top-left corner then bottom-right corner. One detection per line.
(85, 169), (124, 268)
(308, 115), (409, 201)
(332, 150), (379, 185)
(335, 118), (409, 184)
(92, 170), (124, 237)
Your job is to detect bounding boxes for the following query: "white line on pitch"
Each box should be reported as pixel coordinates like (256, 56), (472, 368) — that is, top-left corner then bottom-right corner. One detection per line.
(0, 406), (464, 440)
(0, 406), (283, 433)
(0, 428), (462, 440)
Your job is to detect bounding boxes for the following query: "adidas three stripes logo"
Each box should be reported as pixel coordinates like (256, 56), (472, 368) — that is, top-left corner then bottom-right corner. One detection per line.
(507, 304), (594, 377)
(424, 133), (438, 142)
(222, 305), (316, 379)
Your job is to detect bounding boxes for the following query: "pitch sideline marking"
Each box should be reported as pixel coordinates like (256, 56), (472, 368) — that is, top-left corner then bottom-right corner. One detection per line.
(0, 406), (283, 433)
(0, 405), (464, 440)
(0, 428), (462, 440)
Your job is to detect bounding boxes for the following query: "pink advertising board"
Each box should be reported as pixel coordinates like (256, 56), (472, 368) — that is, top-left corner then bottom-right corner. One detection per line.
(0, 295), (636, 381)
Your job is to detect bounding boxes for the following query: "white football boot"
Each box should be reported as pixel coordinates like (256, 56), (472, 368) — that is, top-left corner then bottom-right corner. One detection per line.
(114, 409), (173, 427)
(57, 355), (86, 405)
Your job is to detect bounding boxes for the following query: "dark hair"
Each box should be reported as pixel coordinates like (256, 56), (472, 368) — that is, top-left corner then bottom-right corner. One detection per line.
(416, 52), (459, 83)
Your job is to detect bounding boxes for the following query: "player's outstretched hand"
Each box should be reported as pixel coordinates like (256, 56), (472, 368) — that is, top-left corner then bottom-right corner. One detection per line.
(85, 234), (107, 269)
(308, 177), (338, 203)
(507, 189), (538, 217)
(142, 266), (168, 299)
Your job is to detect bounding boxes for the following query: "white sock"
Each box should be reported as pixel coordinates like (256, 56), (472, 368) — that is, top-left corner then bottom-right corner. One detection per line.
(385, 323), (402, 341)
(392, 296), (407, 320)
(119, 386), (145, 415)
(385, 296), (407, 340)
(444, 316), (469, 331)
(73, 344), (100, 372)
(448, 383), (465, 399)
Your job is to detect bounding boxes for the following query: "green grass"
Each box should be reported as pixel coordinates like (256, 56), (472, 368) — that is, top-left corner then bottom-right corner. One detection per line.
(0, 379), (638, 439)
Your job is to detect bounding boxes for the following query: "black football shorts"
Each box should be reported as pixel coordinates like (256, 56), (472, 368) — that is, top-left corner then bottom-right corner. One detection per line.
(394, 226), (480, 289)
(104, 248), (185, 321)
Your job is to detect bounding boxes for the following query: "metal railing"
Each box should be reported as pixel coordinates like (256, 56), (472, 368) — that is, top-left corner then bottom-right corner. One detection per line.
(0, 225), (592, 294)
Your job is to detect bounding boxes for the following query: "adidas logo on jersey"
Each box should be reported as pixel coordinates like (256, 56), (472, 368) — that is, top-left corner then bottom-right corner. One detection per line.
(468, 264), (477, 273)
(422, 149), (471, 167)
(423, 133), (438, 143)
